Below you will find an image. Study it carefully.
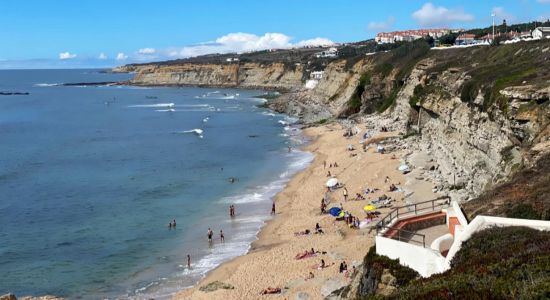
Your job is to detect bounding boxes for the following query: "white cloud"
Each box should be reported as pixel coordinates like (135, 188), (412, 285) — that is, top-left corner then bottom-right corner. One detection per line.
(138, 48), (156, 55)
(116, 52), (128, 61)
(59, 52), (77, 60)
(492, 7), (515, 22)
(367, 16), (396, 32)
(295, 37), (335, 47)
(412, 3), (474, 26)
(165, 32), (334, 59)
(538, 0), (550, 3)
(98, 53), (108, 60)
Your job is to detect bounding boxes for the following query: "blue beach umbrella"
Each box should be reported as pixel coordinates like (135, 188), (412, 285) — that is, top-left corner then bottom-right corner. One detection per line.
(329, 207), (342, 217)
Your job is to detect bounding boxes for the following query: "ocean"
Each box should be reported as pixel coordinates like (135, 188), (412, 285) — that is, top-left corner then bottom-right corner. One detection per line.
(0, 69), (312, 299)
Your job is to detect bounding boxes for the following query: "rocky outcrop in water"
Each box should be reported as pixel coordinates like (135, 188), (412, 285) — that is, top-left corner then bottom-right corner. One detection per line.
(0, 294), (63, 300)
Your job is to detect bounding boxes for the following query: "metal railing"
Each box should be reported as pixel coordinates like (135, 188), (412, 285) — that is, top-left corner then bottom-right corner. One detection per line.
(378, 226), (427, 247)
(376, 196), (450, 235)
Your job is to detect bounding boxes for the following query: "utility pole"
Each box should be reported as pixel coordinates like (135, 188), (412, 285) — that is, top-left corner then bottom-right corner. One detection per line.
(491, 13), (496, 41)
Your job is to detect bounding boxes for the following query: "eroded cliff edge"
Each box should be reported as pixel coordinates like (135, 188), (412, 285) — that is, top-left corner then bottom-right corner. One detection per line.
(115, 39), (550, 203)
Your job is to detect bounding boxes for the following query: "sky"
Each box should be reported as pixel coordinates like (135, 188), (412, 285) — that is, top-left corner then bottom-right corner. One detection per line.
(1, 0), (549, 69)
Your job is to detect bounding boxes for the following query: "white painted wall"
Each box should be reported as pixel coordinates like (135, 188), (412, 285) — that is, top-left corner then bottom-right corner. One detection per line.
(375, 236), (447, 277)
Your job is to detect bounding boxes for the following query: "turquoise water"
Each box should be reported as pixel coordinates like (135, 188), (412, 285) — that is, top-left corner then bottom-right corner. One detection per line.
(0, 70), (311, 299)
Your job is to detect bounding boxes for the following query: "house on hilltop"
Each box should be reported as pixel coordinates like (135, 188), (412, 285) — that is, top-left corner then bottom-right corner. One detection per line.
(375, 28), (454, 44)
(455, 33), (476, 45)
(532, 27), (550, 39)
(314, 47), (338, 58)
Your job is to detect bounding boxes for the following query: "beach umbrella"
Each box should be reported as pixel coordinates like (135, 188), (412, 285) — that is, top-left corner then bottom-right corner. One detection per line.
(329, 207), (342, 217)
(363, 204), (376, 212)
(326, 178), (338, 188)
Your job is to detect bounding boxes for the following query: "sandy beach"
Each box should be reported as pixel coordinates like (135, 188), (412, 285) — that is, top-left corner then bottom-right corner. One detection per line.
(174, 123), (438, 300)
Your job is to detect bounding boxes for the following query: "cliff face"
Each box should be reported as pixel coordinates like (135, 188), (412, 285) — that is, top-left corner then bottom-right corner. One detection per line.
(388, 42), (550, 200)
(118, 62), (304, 90)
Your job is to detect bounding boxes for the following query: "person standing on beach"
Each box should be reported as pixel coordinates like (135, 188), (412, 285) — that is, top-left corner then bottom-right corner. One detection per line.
(207, 228), (213, 242)
(187, 255), (191, 269)
(323, 160), (326, 169)
(271, 202), (276, 215)
(220, 229), (225, 243)
(343, 188), (348, 201)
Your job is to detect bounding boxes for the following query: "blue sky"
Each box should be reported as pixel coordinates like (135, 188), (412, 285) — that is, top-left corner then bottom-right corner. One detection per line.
(1, 0), (549, 69)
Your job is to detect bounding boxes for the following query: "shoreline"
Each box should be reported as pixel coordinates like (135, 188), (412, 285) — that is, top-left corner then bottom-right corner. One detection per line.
(174, 122), (439, 299)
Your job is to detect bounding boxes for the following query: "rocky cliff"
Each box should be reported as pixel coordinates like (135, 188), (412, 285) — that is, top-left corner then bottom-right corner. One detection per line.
(116, 62), (305, 90)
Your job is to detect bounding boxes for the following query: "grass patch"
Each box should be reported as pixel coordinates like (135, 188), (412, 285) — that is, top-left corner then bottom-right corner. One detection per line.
(317, 118), (329, 124)
(377, 89), (399, 113)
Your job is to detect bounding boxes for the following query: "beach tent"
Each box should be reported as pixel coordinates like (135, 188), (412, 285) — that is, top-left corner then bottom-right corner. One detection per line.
(326, 178), (338, 188)
(329, 207), (342, 217)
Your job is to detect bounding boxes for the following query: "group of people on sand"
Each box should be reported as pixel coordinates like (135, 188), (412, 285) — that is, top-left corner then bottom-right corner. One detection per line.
(295, 223), (324, 236)
(295, 247), (326, 260)
(323, 161), (339, 169)
(323, 160), (339, 169)
(343, 211), (360, 229)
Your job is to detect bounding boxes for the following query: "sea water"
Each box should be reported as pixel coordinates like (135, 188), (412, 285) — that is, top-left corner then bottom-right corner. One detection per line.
(0, 69), (312, 299)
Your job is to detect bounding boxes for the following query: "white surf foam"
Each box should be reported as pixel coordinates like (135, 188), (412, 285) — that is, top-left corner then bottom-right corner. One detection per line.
(34, 83), (59, 87)
(174, 129), (204, 138)
(128, 103), (175, 108)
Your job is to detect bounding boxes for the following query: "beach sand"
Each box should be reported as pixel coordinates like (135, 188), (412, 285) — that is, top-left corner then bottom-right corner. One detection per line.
(174, 123), (438, 300)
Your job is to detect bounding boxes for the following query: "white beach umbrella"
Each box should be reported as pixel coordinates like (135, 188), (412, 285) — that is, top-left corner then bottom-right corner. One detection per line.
(326, 178), (338, 188)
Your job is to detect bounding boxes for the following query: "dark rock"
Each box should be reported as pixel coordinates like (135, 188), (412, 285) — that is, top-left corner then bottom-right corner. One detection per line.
(0, 294), (16, 300)
(0, 92), (29, 96)
(199, 281), (234, 292)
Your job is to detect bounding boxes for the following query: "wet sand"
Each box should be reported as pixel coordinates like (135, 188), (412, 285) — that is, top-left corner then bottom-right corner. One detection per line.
(174, 123), (438, 300)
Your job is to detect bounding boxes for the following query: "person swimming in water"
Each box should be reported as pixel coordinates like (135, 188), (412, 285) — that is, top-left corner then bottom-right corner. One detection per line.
(207, 228), (213, 242)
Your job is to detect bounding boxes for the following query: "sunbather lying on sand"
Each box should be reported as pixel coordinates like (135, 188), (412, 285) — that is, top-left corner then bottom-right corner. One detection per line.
(312, 259), (334, 270)
(294, 229), (311, 236)
(260, 287), (281, 295)
(295, 251), (316, 260)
